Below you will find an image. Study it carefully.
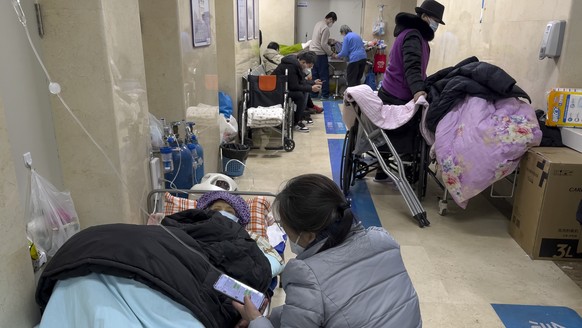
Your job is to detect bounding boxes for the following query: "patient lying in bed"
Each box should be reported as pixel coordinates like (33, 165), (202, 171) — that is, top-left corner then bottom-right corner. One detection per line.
(37, 192), (284, 328)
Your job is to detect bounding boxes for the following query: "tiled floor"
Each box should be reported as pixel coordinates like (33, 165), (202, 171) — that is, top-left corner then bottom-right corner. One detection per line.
(236, 102), (582, 327)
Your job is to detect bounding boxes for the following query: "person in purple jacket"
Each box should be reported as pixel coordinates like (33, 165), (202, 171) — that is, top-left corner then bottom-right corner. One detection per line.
(332, 25), (367, 87)
(375, 0), (445, 182)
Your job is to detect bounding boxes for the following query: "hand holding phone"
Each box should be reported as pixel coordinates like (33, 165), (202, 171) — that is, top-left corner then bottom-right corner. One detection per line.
(233, 295), (265, 324)
(213, 274), (267, 310)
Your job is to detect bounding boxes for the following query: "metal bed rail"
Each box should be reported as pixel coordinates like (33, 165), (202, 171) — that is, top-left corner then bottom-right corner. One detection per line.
(147, 188), (277, 214)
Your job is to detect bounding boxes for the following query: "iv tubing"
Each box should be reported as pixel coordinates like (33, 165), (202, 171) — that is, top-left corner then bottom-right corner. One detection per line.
(12, 0), (153, 218)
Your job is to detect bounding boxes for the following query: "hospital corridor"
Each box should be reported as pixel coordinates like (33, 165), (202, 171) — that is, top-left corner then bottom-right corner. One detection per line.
(1, 0), (582, 327)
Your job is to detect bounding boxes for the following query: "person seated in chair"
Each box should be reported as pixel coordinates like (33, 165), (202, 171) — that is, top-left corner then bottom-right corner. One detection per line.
(271, 51), (322, 133)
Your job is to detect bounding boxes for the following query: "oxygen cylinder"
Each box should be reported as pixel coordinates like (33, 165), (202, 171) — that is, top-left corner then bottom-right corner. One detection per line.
(164, 143), (194, 197)
(188, 135), (205, 184)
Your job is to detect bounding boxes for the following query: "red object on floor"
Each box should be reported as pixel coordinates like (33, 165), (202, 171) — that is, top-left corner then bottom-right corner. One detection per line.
(311, 105), (323, 114)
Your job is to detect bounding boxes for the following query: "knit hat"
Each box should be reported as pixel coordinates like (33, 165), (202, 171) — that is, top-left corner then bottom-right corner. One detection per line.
(197, 191), (251, 226)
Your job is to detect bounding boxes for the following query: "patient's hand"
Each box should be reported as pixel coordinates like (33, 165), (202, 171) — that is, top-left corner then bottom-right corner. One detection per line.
(147, 213), (165, 225)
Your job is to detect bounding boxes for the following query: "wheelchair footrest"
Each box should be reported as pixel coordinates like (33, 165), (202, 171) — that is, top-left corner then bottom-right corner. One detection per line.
(264, 145), (284, 151)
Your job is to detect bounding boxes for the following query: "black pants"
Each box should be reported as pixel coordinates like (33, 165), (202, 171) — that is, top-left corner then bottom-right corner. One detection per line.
(288, 91), (308, 125)
(346, 59), (367, 87)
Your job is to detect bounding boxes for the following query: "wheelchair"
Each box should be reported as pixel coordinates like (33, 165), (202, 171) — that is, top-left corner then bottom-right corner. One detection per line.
(339, 101), (431, 227)
(239, 67), (295, 152)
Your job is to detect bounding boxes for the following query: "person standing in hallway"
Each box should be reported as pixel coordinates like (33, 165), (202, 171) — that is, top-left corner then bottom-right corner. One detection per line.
(379, 0), (445, 105)
(332, 25), (367, 87)
(233, 174), (421, 328)
(309, 12), (337, 100)
(374, 0), (445, 182)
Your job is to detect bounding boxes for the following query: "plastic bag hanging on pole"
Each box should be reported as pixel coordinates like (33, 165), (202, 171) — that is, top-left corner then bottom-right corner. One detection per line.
(26, 169), (80, 256)
(373, 5), (386, 36)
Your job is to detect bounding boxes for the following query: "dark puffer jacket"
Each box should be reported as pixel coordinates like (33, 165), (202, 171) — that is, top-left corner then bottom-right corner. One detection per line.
(425, 56), (531, 132)
(271, 54), (313, 93)
(36, 209), (272, 328)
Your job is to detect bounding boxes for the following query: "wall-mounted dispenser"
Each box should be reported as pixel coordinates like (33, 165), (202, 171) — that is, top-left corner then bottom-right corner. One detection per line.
(539, 20), (566, 60)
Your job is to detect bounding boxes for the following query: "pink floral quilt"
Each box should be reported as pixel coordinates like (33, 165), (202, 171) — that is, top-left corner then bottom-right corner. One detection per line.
(434, 97), (542, 208)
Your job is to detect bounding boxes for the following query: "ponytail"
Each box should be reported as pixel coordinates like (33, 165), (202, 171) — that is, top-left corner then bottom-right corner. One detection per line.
(318, 203), (354, 253)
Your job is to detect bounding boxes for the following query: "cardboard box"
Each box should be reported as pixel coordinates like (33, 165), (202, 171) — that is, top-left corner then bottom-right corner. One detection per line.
(560, 127), (582, 153)
(510, 147), (582, 260)
(546, 88), (582, 127)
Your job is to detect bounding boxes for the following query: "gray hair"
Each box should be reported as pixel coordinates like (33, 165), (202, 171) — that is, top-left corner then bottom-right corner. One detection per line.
(339, 25), (352, 34)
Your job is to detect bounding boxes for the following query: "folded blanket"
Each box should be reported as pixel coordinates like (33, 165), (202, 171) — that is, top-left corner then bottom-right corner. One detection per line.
(247, 105), (284, 128)
(343, 85), (426, 130)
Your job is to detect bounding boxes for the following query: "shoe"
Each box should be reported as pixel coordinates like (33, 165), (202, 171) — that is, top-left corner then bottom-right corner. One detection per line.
(307, 108), (317, 114)
(304, 118), (314, 125)
(294, 123), (310, 133)
(312, 105), (323, 114)
(373, 171), (391, 183)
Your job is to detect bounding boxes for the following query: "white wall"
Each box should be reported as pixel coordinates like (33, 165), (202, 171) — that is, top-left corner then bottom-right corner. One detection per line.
(428, 0), (579, 110)
(0, 0), (64, 203)
(295, 0), (363, 43)
(259, 0), (295, 54)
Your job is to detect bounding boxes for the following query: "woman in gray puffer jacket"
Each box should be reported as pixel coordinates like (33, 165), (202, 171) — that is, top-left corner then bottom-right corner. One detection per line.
(234, 174), (422, 327)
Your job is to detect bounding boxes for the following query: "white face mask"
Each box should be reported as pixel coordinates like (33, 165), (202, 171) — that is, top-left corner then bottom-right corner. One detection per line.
(304, 68), (311, 75)
(219, 210), (239, 223)
(429, 18), (439, 32)
(327, 22), (333, 28)
(289, 233), (305, 255)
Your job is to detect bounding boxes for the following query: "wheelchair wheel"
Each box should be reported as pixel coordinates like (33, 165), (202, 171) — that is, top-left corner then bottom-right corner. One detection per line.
(340, 124), (358, 195)
(284, 138), (295, 152)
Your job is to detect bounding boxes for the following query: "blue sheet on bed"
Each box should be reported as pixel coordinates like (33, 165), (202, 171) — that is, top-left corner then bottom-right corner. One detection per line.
(38, 273), (204, 328)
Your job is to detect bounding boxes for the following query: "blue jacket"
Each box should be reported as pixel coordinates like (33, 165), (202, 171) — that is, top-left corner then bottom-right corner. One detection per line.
(337, 32), (367, 64)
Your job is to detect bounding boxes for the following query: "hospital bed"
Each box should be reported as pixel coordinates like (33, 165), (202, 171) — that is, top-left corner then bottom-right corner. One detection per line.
(36, 189), (286, 328)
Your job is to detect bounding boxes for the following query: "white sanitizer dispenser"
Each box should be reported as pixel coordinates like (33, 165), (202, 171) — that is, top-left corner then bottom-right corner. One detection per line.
(539, 20), (566, 60)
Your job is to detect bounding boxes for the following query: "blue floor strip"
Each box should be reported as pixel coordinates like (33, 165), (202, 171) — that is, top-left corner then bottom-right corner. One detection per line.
(323, 101), (346, 135)
(328, 138), (343, 186)
(492, 304), (582, 328)
(328, 139), (382, 228)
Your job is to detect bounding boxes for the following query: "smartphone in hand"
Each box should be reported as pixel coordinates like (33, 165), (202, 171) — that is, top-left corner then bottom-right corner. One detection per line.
(213, 274), (267, 310)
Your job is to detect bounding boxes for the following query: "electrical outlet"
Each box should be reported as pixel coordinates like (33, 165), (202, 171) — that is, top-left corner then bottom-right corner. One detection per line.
(23, 152), (32, 168)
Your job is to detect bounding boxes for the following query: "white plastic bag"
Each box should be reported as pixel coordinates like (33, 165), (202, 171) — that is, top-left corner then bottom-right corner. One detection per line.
(373, 19), (385, 36)
(219, 114), (238, 143)
(149, 113), (164, 150)
(26, 169), (80, 257)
